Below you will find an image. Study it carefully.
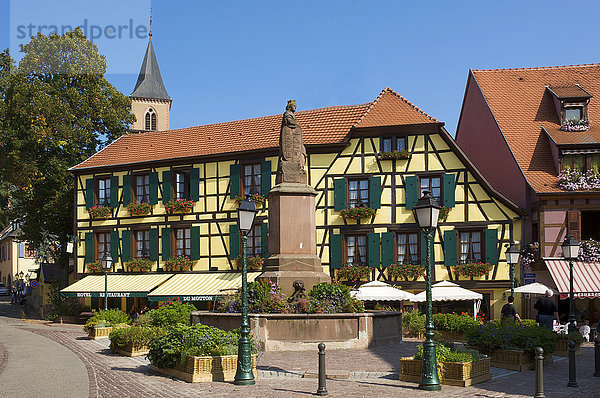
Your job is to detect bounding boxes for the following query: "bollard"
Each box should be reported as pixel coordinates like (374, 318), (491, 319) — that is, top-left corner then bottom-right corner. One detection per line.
(316, 343), (328, 396)
(567, 340), (578, 388)
(534, 347), (545, 398)
(594, 336), (600, 377)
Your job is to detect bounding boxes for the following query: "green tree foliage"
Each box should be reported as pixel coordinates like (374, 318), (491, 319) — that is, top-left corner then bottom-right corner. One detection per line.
(0, 29), (134, 281)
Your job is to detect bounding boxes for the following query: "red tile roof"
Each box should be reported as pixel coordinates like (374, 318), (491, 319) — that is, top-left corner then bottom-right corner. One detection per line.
(472, 63), (600, 193)
(71, 87), (439, 171)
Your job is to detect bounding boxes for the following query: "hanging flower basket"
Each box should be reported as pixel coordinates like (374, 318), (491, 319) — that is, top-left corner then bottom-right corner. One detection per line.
(336, 264), (371, 282)
(234, 194), (267, 207)
(380, 150), (411, 160)
(439, 206), (451, 222)
(164, 256), (194, 272)
(126, 202), (152, 216)
(234, 255), (264, 270)
(164, 199), (193, 214)
(387, 263), (425, 281)
(454, 262), (492, 278)
(560, 119), (589, 132)
(86, 260), (104, 273)
(124, 258), (153, 272)
(88, 205), (112, 219)
(340, 207), (377, 221)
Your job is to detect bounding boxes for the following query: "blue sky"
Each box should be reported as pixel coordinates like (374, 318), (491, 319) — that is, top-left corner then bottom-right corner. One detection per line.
(2, 0), (600, 136)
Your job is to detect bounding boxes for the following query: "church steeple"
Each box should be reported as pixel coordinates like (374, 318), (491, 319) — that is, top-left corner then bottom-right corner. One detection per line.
(131, 36), (170, 101)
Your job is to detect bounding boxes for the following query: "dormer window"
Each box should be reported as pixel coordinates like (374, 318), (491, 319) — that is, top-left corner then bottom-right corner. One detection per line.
(565, 105), (583, 122)
(547, 85), (592, 131)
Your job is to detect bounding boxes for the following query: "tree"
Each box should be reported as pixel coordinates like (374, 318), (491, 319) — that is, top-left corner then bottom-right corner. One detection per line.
(0, 29), (134, 286)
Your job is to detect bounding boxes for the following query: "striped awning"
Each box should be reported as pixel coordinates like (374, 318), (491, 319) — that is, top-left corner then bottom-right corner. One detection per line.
(545, 259), (600, 299)
(147, 272), (261, 302)
(60, 274), (174, 298)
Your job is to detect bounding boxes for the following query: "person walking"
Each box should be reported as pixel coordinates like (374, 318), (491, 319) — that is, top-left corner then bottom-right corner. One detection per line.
(501, 295), (523, 325)
(534, 289), (559, 330)
(10, 285), (17, 304)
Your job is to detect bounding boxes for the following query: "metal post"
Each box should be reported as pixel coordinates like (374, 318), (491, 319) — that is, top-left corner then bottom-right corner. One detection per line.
(418, 229), (441, 391)
(567, 340), (578, 387)
(534, 347), (545, 398)
(234, 234), (255, 385)
(316, 343), (328, 396)
(104, 269), (108, 311)
(594, 336), (600, 377)
(510, 264), (515, 299)
(568, 260), (576, 334)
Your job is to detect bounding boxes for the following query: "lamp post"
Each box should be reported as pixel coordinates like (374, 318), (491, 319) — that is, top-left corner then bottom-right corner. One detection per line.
(234, 194), (258, 386)
(506, 242), (520, 299)
(101, 253), (113, 311)
(413, 190), (441, 391)
(561, 235), (579, 334)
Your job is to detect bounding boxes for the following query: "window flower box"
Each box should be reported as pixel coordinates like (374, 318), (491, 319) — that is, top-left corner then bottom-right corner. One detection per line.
(126, 202), (152, 216)
(454, 262), (492, 278)
(438, 206), (451, 222)
(340, 207), (377, 221)
(380, 150), (411, 160)
(560, 119), (589, 131)
(88, 205), (111, 219)
(164, 198), (193, 214)
(234, 194), (267, 207)
(387, 263), (425, 281)
(86, 260), (104, 273)
(150, 354), (257, 383)
(335, 264), (371, 283)
(234, 255), (264, 271)
(164, 256), (194, 272)
(399, 356), (491, 387)
(124, 258), (153, 272)
(558, 168), (600, 191)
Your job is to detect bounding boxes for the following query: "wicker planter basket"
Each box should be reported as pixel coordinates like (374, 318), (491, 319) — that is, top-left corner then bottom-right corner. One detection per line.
(436, 330), (466, 342)
(88, 326), (113, 340)
(111, 343), (150, 357)
(554, 340), (581, 357)
(487, 348), (553, 371)
(399, 356), (491, 387)
(150, 354), (258, 383)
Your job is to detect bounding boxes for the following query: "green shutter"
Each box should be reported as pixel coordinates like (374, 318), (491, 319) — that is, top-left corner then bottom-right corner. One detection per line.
(261, 161), (271, 196)
(443, 173), (456, 208)
(190, 168), (200, 202)
(329, 234), (343, 269)
(162, 171), (171, 204)
(229, 224), (240, 260)
(485, 229), (499, 265)
(261, 222), (269, 258)
(149, 172), (159, 205)
(149, 228), (159, 261)
(230, 164), (240, 199)
(122, 175), (131, 205)
(85, 179), (94, 209)
(405, 176), (417, 210)
(334, 178), (346, 211)
(110, 230), (119, 262)
(162, 227), (171, 260)
(121, 230), (131, 262)
(381, 232), (394, 267)
(191, 226), (200, 261)
(368, 232), (381, 268)
(110, 176), (119, 208)
(443, 230), (457, 268)
(84, 232), (94, 264)
(369, 176), (382, 209)
(420, 230), (434, 266)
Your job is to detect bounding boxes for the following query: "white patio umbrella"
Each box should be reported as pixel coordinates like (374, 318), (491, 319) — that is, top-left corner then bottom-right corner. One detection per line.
(410, 280), (483, 319)
(505, 282), (554, 295)
(350, 281), (415, 301)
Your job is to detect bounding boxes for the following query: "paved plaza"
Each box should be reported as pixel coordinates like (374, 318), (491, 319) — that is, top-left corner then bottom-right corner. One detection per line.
(0, 298), (598, 397)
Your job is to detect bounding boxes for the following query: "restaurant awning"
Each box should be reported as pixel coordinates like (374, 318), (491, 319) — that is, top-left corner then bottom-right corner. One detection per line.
(351, 281), (415, 301)
(60, 274), (174, 298)
(147, 272), (262, 302)
(545, 259), (600, 299)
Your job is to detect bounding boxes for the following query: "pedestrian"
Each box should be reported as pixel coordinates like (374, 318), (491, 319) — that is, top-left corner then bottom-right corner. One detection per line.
(534, 289), (559, 331)
(501, 295), (523, 325)
(10, 285), (16, 304)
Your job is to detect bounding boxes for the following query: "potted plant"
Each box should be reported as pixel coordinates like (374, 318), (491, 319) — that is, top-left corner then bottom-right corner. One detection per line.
(454, 262), (492, 279)
(554, 332), (584, 356)
(387, 263), (425, 281)
(126, 202), (152, 216)
(234, 255), (263, 271)
(402, 311), (425, 338)
(88, 205), (112, 219)
(124, 258), (154, 272)
(164, 198), (194, 214)
(83, 309), (131, 340)
(164, 256), (194, 272)
(432, 312), (483, 342)
(380, 150), (411, 160)
(86, 260), (103, 273)
(234, 193), (267, 207)
(110, 326), (165, 357)
(438, 206), (451, 222)
(339, 207), (377, 221)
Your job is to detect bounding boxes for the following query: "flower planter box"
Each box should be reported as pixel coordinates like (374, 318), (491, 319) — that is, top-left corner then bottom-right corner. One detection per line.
(554, 340), (581, 357)
(150, 354), (257, 383)
(88, 326), (113, 340)
(111, 343), (150, 357)
(470, 348), (553, 371)
(436, 330), (466, 342)
(402, 331), (424, 340)
(399, 356), (491, 387)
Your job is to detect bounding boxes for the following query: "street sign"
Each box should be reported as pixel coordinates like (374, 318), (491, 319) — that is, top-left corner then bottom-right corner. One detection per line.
(524, 273), (535, 278)
(30, 280), (39, 288)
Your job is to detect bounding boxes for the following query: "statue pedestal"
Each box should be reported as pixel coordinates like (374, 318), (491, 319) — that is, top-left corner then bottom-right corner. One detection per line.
(260, 183), (330, 295)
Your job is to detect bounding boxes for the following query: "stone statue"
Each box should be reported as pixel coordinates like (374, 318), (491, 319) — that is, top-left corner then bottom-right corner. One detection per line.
(288, 280), (307, 302)
(276, 100), (307, 184)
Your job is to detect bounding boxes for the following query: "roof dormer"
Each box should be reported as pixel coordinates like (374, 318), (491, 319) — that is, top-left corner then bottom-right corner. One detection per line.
(546, 84), (592, 131)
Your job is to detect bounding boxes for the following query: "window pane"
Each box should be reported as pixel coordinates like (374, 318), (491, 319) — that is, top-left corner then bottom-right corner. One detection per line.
(397, 137), (406, 151)
(574, 155), (585, 171)
(383, 138), (392, 152)
(592, 155), (600, 173)
(565, 107), (582, 121)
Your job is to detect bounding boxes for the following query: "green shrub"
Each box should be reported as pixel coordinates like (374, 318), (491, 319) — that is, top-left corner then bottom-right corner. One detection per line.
(466, 321), (557, 355)
(432, 312), (482, 333)
(402, 311), (425, 335)
(557, 332), (584, 345)
(109, 326), (165, 349)
(414, 343), (483, 363)
(148, 324), (255, 369)
(83, 309), (131, 332)
(146, 300), (196, 328)
(133, 312), (153, 327)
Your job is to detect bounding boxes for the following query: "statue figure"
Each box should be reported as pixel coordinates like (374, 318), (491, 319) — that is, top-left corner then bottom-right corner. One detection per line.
(276, 100), (307, 184)
(288, 280), (307, 302)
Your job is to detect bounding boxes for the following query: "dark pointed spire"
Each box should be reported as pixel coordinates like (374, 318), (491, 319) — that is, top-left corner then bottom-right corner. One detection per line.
(131, 35), (170, 101)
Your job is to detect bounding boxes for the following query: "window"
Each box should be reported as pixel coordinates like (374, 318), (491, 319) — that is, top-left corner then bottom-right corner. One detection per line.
(134, 174), (150, 203)
(242, 163), (261, 195)
(96, 232), (111, 261)
(397, 232), (418, 264)
(247, 224), (262, 257)
(175, 227), (191, 257)
(419, 176), (442, 203)
(381, 136), (407, 152)
(174, 170), (190, 200)
(565, 106), (583, 122)
(345, 235), (367, 265)
(562, 153), (600, 173)
(145, 108), (157, 131)
(348, 179), (369, 208)
(134, 230), (150, 258)
(96, 177), (111, 207)
(459, 230), (483, 264)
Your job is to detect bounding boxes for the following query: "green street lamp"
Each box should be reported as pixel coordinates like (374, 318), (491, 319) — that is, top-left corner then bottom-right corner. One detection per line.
(413, 190), (441, 391)
(101, 253), (113, 311)
(505, 242), (520, 299)
(234, 194), (258, 386)
(561, 235), (579, 334)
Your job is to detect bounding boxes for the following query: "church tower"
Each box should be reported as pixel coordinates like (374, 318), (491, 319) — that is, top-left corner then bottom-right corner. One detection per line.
(130, 32), (171, 132)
